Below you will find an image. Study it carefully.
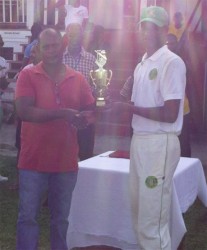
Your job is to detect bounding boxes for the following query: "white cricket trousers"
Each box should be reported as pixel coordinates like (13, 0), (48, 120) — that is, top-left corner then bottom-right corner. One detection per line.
(129, 133), (180, 250)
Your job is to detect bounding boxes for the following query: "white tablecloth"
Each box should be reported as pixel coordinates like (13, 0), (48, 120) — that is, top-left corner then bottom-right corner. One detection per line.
(67, 151), (207, 250)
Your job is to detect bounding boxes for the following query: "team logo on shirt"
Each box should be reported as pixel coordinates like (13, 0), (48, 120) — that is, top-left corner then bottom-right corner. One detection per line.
(149, 68), (158, 80)
(145, 176), (158, 188)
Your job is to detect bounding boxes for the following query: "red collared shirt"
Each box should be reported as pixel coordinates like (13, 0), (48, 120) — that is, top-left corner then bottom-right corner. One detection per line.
(15, 62), (95, 172)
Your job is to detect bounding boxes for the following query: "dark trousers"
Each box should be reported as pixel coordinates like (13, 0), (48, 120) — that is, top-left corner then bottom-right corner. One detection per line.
(179, 114), (191, 157)
(77, 124), (95, 161)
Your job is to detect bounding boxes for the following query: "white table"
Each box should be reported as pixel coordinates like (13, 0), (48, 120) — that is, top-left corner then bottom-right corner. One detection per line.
(67, 151), (207, 250)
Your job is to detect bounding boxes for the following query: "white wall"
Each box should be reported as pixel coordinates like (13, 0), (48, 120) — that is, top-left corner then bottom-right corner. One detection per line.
(0, 30), (31, 53)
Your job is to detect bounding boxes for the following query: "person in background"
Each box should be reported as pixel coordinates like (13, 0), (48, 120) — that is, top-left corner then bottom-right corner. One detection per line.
(87, 25), (111, 56)
(0, 35), (9, 182)
(0, 34), (4, 52)
(55, 0), (67, 30)
(119, 75), (134, 137)
(65, 0), (88, 29)
(120, 75), (134, 102)
(166, 33), (191, 157)
(63, 23), (96, 160)
(21, 22), (42, 69)
(0, 36), (9, 126)
(15, 28), (95, 250)
(112, 6), (186, 249)
(0, 35), (8, 116)
(24, 44), (42, 69)
(168, 12), (189, 53)
(56, 0), (88, 30)
(168, 12), (186, 41)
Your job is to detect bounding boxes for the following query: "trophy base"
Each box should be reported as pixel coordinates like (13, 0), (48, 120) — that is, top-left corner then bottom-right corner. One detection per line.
(96, 98), (106, 108)
(96, 98), (111, 112)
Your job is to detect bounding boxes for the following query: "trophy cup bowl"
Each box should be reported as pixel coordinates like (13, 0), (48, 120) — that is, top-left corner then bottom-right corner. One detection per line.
(90, 68), (112, 107)
(90, 50), (112, 108)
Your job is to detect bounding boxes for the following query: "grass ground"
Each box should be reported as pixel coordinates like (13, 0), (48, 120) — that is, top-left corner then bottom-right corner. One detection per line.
(0, 155), (207, 250)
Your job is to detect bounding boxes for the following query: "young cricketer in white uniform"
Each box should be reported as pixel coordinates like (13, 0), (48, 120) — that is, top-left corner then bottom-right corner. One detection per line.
(113, 6), (186, 250)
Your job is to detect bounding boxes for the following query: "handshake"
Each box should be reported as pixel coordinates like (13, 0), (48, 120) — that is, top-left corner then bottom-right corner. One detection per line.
(71, 110), (95, 130)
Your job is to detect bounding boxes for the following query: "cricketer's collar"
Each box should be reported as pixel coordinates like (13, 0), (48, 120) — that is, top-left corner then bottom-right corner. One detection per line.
(33, 61), (77, 80)
(142, 45), (168, 62)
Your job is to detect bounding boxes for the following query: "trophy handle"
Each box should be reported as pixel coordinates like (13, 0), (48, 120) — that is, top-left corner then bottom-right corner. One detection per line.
(106, 70), (113, 86)
(90, 70), (97, 88)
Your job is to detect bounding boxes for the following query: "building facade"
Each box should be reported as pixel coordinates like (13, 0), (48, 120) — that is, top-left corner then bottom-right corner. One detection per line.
(0, 0), (206, 130)
(0, 0), (204, 52)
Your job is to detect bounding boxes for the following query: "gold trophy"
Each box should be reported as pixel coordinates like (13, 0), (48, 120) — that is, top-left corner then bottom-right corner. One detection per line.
(90, 50), (112, 107)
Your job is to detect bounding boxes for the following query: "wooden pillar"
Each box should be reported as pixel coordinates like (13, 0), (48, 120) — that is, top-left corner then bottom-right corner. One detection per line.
(47, 0), (56, 25)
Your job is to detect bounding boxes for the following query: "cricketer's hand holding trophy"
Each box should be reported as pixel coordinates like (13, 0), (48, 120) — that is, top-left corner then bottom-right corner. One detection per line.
(90, 50), (112, 108)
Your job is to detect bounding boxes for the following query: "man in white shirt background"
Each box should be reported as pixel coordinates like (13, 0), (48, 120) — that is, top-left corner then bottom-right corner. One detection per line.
(56, 0), (88, 30)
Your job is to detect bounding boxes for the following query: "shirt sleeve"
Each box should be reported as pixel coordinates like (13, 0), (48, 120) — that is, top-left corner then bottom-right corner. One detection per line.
(120, 76), (134, 100)
(80, 75), (95, 108)
(24, 40), (38, 58)
(15, 69), (35, 99)
(24, 44), (32, 58)
(160, 57), (186, 101)
(81, 6), (89, 18)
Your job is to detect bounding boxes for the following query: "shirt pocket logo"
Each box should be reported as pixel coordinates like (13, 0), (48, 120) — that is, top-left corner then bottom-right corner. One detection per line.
(149, 68), (158, 80)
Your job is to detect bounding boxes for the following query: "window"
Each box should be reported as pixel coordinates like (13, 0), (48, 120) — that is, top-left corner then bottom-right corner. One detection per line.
(0, 0), (27, 27)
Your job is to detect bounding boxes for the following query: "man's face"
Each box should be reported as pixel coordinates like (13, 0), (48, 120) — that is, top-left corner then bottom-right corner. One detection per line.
(66, 24), (83, 50)
(141, 22), (163, 50)
(39, 32), (62, 65)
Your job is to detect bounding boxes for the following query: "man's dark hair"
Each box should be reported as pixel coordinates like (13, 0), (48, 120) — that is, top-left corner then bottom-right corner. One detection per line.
(38, 28), (62, 44)
(31, 22), (43, 42)
(174, 12), (183, 19)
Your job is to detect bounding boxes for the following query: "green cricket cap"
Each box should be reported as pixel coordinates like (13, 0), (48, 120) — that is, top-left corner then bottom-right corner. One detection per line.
(139, 6), (169, 27)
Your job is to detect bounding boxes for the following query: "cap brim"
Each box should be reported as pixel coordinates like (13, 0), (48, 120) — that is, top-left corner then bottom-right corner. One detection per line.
(138, 18), (164, 27)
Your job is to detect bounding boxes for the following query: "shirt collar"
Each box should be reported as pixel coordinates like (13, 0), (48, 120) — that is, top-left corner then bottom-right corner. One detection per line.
(33, 61), (76, 80)
(142, 45), (168, 62)
(63, 46), (87, 58)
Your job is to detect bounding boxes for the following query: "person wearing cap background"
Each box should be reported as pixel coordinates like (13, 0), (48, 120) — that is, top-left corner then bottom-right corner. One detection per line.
(112, 6), (186, 250)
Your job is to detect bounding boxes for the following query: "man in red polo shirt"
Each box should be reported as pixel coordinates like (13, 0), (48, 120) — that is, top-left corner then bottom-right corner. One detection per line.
(15, 28), (95, 250)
